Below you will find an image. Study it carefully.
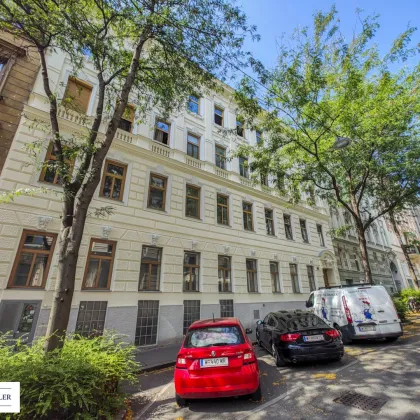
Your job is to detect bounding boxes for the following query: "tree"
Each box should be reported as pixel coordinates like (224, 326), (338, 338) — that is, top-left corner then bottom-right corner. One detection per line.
(234, 7), (420, 284)
(0, 0), (259, 352)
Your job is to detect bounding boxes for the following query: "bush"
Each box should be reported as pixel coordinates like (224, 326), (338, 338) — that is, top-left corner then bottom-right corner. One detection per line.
(399, 288), (420, 306)
(392, 297), (407, 322)
(0, 333), (139, 419)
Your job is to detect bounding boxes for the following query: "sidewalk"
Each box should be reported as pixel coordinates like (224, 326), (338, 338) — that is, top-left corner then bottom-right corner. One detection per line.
(135, 342), (182, 372)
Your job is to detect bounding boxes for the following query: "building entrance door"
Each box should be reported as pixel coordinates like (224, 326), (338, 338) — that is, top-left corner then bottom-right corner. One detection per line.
(322, 269), (330, 287)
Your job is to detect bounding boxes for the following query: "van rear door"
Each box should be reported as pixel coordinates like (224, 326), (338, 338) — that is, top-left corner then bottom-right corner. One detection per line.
(346, 286), (401, 337)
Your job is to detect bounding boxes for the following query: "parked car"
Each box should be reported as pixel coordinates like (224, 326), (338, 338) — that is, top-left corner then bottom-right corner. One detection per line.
(256, 310), (344, 366)
(174, 317), (261, 406)
(305, 284), (403, 343)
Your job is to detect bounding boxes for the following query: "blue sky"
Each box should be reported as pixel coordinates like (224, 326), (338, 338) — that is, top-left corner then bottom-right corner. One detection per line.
(238, 0), (419, 71)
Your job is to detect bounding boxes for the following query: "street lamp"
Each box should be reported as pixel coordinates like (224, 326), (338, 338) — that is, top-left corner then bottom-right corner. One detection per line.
(333, 136), (352, 150)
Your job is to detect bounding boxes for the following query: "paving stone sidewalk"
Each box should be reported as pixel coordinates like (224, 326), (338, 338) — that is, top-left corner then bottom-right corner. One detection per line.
(135, 342), (182, 372)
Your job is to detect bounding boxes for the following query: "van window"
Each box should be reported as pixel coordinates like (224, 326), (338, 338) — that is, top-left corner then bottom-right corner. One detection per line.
(267, 316), (276, 327)
(307, 293), (314, 308)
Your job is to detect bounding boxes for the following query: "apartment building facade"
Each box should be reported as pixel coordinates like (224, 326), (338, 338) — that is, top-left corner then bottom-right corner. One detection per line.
(0, 48), (339, 346)
(329, 207), (404, 293)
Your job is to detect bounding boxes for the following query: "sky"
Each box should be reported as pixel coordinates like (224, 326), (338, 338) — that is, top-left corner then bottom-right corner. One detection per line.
(237, 0), (419, 75)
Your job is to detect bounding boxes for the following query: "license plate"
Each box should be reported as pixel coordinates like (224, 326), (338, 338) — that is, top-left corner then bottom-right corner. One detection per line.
(303, 335), (324, 342)
(359, 326), (376, 332)
(200, 357), (228, 368)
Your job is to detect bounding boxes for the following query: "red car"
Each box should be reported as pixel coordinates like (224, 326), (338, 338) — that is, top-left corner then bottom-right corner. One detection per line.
(174, 317), (261, 406)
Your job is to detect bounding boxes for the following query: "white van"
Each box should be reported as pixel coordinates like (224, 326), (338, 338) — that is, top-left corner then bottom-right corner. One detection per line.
(305, 284), (403, 343)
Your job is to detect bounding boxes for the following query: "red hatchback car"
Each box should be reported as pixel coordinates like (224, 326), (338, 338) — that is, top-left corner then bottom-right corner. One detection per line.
(174, 317), (261, 406)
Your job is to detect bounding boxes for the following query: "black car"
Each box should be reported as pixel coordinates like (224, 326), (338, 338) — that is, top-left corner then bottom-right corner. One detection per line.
(256, 310), (344, 366)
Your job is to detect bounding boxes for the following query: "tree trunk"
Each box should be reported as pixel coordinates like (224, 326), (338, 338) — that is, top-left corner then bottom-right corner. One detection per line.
(44, 199), (88, 352)
(355, 221), (373, 283)
(389, 210), (419, 287)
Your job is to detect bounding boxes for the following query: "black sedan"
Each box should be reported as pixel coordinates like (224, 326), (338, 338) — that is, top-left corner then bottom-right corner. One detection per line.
(256, 310), (344, 366)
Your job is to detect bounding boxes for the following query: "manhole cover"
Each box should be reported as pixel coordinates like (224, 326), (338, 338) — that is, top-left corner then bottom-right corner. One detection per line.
(333, 391), (387, 414)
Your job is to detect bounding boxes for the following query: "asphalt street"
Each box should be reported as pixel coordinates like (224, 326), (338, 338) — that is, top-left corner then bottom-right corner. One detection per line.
(124, 318), (420, 420)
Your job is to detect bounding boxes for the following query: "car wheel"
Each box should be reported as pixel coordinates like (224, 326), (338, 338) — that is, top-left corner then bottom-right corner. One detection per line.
(250, 384), (262, 401)
(385, 337), (399, 342)
(272, 342), (286, 367)
(337, 325), (352, 345)
(176, 394), (187, 407)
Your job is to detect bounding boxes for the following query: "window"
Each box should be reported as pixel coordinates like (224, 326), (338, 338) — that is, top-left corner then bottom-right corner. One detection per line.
(148, 174), (167, 210)
(0, 56), (9, 88)
(236, 118), (244, 137)
(39, 142), (73, 185)
(118, 105), (135, 133)
(183, 252), (200, 291)
(214, 105), (224, 126)
(75, 301), (107, 337)
(256, 130), (262, 145)
(345, 279), (353, 286)
(188, 95), (200, 114)
(217, 194), (229, 225)
(243, 202), (253, 231)
(270, 261), (281, 292)
(220, 299), (234, 317)
(215, 145), (227, 169)
(239, 157), (249, 178)
(300, 219), (309, 243)
(246, 259), (258, 292)
(284, 214), (293, 240)
(135, 300), (159, 346)
(218, 256), (232, 292)
(317, 224), (325, 246)
(185, 184), (200, 219)
(154, 119), (170, 145)
(265, 209), (275, 235)
(183, 300), (200, 335)
(63, 76), (92, 114)
(187, 133), (200, 159)
(261, 174), (268, 186)
(8, 230), (57, 288)
(82, 239), (116, 290)
(100, 159), (127, 201)
(139, 246), (162, 291)
(254, 310), (260, 320)
(267, 316), (276, 327)
(289, 263), (300, 293)
(307, 265), (316, 292)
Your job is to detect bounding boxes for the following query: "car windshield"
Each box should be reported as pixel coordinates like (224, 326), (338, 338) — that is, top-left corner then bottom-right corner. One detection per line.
(184, 326), (245, 348)
(284, 313), (328, 331)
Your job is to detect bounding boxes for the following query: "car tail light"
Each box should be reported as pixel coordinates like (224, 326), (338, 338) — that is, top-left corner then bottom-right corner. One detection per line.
(176, 354), (187, 369)
(280, 333), (300, 342)
(325, 329), (340, 338)
(342, 296), (353, 323)
(243, 349), (256, 364)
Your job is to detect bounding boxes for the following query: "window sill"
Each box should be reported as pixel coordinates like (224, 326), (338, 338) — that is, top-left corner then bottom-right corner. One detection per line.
(99, 195), (124, 203)
(6, 287), (45, 290)
(138, 290), (161, 293)
(151, 139), (170, 148)
(81, 288), (111, 292)
(272, 292), (284, 294)
(146, 207), (169, 216)
(285, 238), (295, 242)
(219, 291), (233, 294)
(183, 291), (201, 293)
(186, 110), (204, 120)
(248, 291), (260, 294)
(217, 223), (232, 228)
(186, 216), (202, 222)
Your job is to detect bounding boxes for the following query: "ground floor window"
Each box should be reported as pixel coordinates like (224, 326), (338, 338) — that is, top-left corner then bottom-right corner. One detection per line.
(183, 300), (200, 335)
(75, 301), (107, 337)
(135, 300), (159, 346)
(220, 300), (234, 317)
(289, 263), (300, 293)
(307, 265), (316, 291)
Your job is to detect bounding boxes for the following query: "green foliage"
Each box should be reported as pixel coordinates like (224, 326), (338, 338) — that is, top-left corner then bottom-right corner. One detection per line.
(392, 297), (407, 322)
(0, 333), (139, 419)
(399, 288), (420, 305)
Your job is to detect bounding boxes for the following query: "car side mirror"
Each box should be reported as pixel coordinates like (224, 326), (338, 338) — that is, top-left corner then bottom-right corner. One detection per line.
(305, 301), (310, 308)
(245, 328), (252, 334)
(256, 320), (262, 325)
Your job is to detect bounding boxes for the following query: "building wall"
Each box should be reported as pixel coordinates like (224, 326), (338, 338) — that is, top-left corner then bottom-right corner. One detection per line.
(0, 48), (339, 345)
(0, 31), (39, 174)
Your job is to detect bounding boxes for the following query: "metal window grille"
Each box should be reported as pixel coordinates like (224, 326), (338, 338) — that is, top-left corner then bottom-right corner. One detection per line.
(135, 300), (159, 346)
(253, 309), (260, 320)
(183, 300), (200, 335)
(220, 300), (234, 317)
(75, 301), (107, 337)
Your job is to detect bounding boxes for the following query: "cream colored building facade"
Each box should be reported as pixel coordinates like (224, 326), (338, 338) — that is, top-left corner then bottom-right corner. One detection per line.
(0, 49), (339, 345)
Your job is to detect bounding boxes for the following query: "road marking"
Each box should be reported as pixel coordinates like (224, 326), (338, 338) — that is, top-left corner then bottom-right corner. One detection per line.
(136, 382), (172, 418)
(311, 373), (336, 380)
